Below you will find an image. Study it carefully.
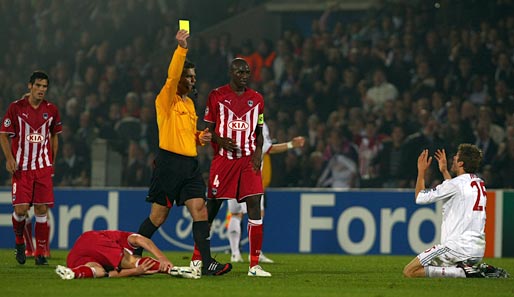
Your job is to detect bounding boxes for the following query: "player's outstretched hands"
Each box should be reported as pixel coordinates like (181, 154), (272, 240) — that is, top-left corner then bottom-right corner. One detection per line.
(176, 29), (189, 49)
(292, 136), (305, 148)
(417, 149), (432, 173)
(434, 149), (448, 173)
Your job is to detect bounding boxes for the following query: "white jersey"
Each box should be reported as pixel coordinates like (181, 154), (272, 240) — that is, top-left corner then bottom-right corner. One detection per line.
(262, 122), (272, 156)
(416, 173), (486, 258)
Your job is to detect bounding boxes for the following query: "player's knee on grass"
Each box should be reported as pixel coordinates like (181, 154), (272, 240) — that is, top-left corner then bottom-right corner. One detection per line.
(403, 263), (424, 278)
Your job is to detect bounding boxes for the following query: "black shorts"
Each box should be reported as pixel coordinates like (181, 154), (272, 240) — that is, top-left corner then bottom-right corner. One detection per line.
(146, 149), (206, 207)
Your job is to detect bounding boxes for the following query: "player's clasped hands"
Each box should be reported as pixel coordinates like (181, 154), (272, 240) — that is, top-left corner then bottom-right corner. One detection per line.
(219, 137), (239, 152)
(136, 258), (161, 275)
(157, 256), (173, 273)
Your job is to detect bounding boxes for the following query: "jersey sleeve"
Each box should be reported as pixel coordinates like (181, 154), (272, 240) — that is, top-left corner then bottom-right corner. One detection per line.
(416, 179), (458, 205)
(257, 93), (264, 127)
(262, 123), (272, 154)
(156, 46), (187, 111)
(51, 104), (63, 134)
(204, 89), (218, 123)
(1, 103), (16, 136)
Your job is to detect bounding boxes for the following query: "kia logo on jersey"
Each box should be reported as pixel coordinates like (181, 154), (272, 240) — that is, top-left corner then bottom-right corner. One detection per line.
(26, 133), (44, 143)
(228, 120), (249, 131)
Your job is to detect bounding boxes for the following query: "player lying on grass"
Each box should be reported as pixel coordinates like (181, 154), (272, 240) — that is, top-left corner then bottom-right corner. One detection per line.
(403, 145), (509, 278)
(55, 230), (198, 279)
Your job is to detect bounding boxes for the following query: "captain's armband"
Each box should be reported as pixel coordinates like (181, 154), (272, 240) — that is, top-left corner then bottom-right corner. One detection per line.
(258, 114), (264, 125)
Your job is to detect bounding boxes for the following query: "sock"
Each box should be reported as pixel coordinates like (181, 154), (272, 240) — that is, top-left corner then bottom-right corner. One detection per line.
(72, 265), (96, 278)
(206, 199), (223, 223)
(35, 215), (49, 257)
(134, 217), (158, 256)
(12, 212), (26, 245)
(192, 221), (212, 265)
(23, 216), (34, 254)
(136, 257), (163, 272)
(228, 215), (241, 257)
(191, 244), (202, 261)
(45, 221), (51, 257)
(426, 266), (466, 278)
(248, 219), (263, 268)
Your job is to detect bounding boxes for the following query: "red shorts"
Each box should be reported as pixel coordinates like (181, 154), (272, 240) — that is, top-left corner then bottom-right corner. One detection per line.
(208, 155), (263, 201)
(67, 231), (128, 270)
(12, 167), (54, 207)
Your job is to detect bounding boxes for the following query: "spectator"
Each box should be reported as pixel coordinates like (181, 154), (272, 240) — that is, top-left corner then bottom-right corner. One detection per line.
(54, 142), (90, 187)
(366, 68), (399, 112)
(374, 125), (406, 188)
(122, 141), (151, 187)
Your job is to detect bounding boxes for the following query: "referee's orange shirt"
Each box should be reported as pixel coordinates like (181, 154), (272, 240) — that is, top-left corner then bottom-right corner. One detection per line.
(155, 46), (199, 157)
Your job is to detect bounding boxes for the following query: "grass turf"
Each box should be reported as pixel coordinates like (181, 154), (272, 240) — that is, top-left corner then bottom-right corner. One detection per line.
(1, 250), (513, 297)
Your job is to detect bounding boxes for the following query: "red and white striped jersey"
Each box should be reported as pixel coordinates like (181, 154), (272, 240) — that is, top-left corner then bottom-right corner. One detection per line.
(1, 96), (62, 171)
(204, 85), (264, 159)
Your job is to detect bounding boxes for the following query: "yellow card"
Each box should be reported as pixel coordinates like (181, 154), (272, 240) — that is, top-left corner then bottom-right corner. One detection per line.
(179, 20), (190, 34)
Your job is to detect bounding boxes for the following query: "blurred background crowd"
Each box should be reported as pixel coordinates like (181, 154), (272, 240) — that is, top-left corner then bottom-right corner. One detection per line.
(1, 0), (513, 189)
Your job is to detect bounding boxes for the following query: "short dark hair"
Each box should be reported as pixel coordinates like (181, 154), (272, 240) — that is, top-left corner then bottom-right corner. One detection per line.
(458, 143), (482, 173)
(29, 71), (49, 85)
(184, 60), (195, 70)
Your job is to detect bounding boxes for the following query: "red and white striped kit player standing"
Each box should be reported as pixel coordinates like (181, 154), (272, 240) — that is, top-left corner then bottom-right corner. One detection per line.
(190, 58), (271, 277)
(0, 71), (62, 266)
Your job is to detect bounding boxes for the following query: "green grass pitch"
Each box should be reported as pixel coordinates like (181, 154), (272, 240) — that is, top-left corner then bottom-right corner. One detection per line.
(1, 250), (513, 297)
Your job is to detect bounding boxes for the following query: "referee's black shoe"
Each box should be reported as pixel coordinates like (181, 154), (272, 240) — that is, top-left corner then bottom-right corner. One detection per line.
(202, 259), (232, 276)
(15, 243), (26, 264)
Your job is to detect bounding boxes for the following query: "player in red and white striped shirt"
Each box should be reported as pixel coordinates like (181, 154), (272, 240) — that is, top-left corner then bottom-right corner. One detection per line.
(0, 71), (62, 266)
(191, 58), (271, 277)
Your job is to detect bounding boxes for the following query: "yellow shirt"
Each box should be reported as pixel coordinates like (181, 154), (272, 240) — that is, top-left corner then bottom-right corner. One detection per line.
(155, 46), (199, 157)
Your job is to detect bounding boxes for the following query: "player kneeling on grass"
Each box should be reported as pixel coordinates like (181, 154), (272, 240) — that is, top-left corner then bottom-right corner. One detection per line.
(403, 145), (509, 278)
(55, 230), (198, 280)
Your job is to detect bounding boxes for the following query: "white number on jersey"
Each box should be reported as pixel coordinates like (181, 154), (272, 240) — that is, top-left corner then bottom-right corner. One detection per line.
(213, 175), (220, 187)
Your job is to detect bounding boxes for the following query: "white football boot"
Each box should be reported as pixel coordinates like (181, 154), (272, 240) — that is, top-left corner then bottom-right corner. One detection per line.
(55, 265), (75, 280)
(189, 260), (202, 277)
(248, 265), (271, 277)
(169, 266), (200, 279)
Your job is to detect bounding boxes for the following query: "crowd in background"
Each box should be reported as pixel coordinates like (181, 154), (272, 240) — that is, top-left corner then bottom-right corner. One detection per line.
(1, 0), (514, 189)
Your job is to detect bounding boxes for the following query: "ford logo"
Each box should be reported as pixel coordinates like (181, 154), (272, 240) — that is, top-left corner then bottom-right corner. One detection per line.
(157, 203), (248, 251)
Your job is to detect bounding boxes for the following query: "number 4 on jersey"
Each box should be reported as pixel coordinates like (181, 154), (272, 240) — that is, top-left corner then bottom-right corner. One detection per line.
(213, 175), (220, 187)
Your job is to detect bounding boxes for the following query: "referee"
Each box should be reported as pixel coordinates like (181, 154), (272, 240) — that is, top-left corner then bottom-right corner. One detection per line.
(134, 29), (231, 277)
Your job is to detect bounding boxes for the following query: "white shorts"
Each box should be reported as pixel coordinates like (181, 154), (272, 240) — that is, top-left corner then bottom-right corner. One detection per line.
(227, 195), (265, 214)
(417, 244), (482, 267)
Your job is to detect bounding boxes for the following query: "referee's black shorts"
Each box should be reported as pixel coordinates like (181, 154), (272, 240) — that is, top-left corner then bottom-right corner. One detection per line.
(146, 148), (206, 207)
